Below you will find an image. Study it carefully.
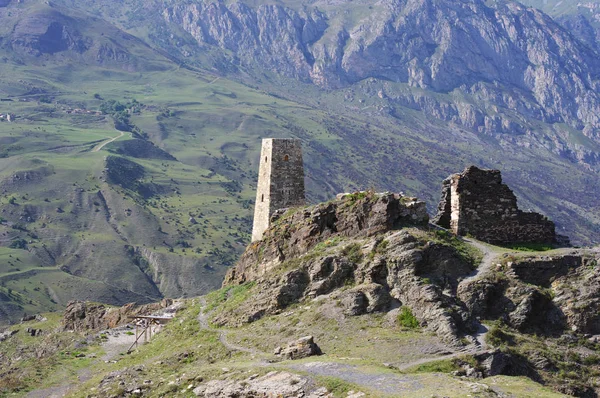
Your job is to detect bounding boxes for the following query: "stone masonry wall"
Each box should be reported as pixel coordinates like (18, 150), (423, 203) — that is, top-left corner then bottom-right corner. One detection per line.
(433, 166), (557, 245)
(251, 138), (305, 242)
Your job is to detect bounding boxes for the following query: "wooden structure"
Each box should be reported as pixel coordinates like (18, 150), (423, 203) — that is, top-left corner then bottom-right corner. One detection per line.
(126, 315), (172, 353)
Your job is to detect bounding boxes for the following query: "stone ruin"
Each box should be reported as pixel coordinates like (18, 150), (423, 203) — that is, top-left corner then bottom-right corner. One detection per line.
(247, 138), (564, 247)
(433, 166), (559, 245)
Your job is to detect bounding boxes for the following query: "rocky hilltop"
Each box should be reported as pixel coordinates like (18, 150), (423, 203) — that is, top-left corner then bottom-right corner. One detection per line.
(4, 0), (600, 335)
(220, 192), (600, 395)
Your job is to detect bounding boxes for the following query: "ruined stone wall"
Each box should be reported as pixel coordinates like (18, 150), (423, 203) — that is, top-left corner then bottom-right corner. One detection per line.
(251, 138), (305, 242)
(434, 166), (557, 245)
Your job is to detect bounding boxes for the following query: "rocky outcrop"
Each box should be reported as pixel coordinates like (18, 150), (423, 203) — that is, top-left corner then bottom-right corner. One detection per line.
(0, 329), (17, 342)
(62, 299), (173, 331)
(459, 251), (600, 336)
(220, 193), (477, 345)
(226, 192), (428, 285)
(433, 166), (560, 245)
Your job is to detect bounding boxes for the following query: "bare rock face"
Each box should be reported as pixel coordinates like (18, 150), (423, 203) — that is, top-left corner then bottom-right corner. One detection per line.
(11, 11), (90, 56)
(275, 336), (322, 360)
(341, 283), (391, 316)
(459, 251), (600, 336)
(0, 329), (17, 342)
(62, 299), (173, 331)
(163, 0), (600, 157)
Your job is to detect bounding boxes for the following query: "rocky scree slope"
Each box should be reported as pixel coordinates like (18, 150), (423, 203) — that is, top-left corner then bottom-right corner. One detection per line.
(520, 0), (600, 53)
(223, 193), (600, 395)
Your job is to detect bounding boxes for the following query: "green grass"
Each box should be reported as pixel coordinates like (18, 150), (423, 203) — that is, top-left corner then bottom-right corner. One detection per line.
(407, 359), (460, 374)
(500, 243), (555, 252)
(204, 282), (257, 314)
(433, 230), (484, 267)
(315, 376), (363, 398)
(0, 312), (102, 395)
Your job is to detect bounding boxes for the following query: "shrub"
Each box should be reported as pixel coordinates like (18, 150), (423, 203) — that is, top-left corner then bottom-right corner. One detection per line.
(342, 243), (363, 263)
(398, 307), (419, 329)
(9, 239), (27, 250)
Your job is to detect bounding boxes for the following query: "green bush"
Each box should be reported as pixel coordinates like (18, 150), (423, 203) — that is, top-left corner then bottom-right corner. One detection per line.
(342, 243), (363, 263)
(9, 239), (27, 250)
(398, 307), (419, 329)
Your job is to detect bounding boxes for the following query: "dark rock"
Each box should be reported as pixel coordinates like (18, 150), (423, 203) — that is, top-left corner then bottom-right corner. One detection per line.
(25, 327), (42, 336)
(475, 350), (540, 381)
(306, 256), (354, 297)
(507, 255), (582, 288)
(0, 329), (17, 342)
(341, 283), (391, 316)
(20, 314), (36, 322)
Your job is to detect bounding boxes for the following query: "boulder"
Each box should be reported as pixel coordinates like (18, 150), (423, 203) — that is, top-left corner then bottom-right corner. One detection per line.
(277, 336), (322, 360)
(0, 329), (17, 342)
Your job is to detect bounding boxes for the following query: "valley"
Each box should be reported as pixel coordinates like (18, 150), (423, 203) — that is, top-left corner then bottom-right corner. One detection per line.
(2, 0), (600, 326)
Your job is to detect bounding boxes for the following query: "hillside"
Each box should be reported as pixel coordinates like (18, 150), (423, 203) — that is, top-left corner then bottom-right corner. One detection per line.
(3, 0), (600, 322)
(2, 193), (600, 397)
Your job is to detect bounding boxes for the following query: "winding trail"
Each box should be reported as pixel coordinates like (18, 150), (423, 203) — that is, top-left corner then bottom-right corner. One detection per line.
(461, 237), (499, 284)
(197, 298), (264, 357)
(92, 130), (124, 152)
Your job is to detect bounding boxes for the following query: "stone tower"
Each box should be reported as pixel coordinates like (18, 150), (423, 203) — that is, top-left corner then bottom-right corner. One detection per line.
(251, 138), (305, 242)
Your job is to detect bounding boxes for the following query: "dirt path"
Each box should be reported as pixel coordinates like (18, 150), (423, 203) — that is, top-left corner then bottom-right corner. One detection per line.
(25, 328), (137, 398)
(293, 362), (425, 394)
(92, 130), (124, 152)
(197, 298), (264, 357)
(460, 238), (500, 284)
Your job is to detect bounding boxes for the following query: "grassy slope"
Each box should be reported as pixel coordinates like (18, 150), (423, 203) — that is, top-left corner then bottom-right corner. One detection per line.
(0, 297), (567, 398)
